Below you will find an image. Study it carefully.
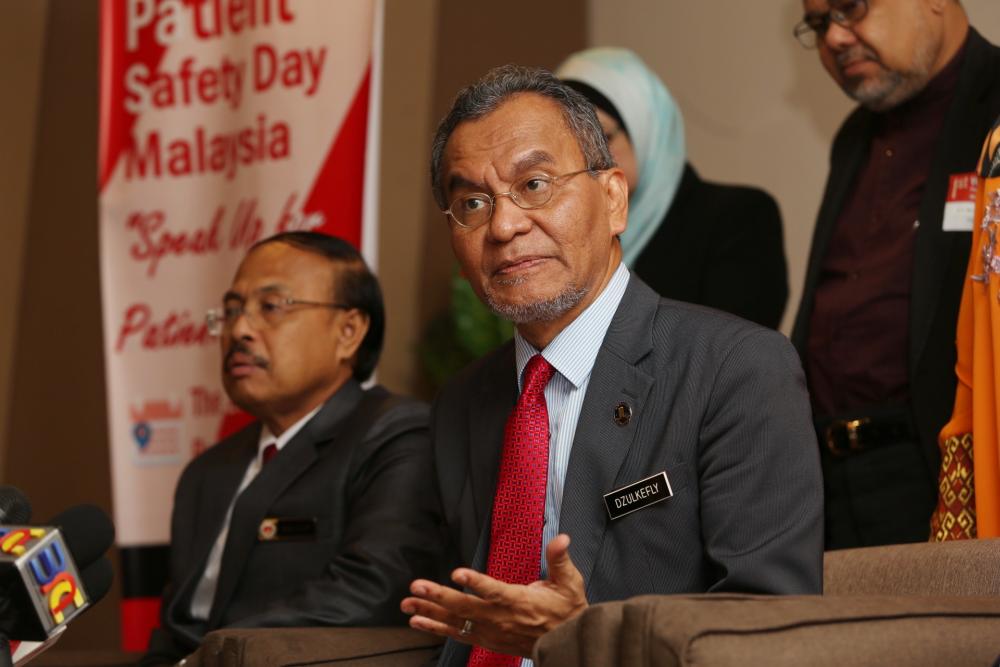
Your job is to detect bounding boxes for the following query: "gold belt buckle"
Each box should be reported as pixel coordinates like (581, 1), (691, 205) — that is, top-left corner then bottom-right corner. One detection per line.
(824, 417), (872, 456)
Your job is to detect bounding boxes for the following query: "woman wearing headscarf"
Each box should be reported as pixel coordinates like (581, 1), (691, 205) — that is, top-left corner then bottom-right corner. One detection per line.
(556, 48), (789, 328)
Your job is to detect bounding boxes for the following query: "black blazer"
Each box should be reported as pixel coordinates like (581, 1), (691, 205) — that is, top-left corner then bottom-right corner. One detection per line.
(633, 163), (789, 328)
(792, 28), (1000, 475)
(433, 274), (823, 666)
(141, 382), (443, 665)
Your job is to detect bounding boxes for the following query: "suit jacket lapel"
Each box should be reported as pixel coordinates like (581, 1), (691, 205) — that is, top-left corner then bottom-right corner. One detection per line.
(559, 276), (656, 588)
(198, 430), (259, 551)
(465, 345), (517, 565)
(206, 382), (364, 628)
(910, 29), (992, 371)
(170, 427), (259, 624)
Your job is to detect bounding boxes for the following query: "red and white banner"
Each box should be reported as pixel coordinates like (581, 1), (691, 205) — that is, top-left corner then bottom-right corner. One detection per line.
(98, 0), (381, 649)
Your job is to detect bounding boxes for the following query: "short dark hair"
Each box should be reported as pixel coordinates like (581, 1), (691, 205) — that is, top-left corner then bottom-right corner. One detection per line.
(251, 231), (384, 382)
(430, 64), (615, 209)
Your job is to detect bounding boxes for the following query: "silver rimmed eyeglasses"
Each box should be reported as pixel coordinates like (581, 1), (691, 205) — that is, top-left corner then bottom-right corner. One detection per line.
(443, 168), (600, 229)
(205, 289), (350, 336)
(793, 0), (868, 49)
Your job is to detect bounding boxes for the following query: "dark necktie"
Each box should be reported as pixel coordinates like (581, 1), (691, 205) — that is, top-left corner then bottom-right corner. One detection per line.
(261, 442), (278, 466)
(468, 354), (555, 667)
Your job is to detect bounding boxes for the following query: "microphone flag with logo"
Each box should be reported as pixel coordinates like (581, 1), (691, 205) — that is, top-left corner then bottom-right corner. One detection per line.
(0, 504), (115, 641)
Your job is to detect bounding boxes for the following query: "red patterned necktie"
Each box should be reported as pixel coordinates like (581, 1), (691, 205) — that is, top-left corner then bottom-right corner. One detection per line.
(261, 442), (278, 466)
(468, 354), (555, 667)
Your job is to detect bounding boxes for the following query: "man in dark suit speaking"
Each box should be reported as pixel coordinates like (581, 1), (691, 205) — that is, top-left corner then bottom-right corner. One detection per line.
(141, 232), (442, 665)
(401, 65), (823, 665)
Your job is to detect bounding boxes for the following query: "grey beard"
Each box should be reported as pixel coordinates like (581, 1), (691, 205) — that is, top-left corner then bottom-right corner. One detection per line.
(484, 282), (589, 324)
(840, 38), (937, 112)
(849, 68), (927, 111)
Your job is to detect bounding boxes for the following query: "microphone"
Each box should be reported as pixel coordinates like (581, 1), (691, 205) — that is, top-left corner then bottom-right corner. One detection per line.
(0, 488), (30, 525)
(0, 489), (30, 666)
(6, 558), (112, 665)
(6, 555), (114, 666)
(0, 504), (115, 642)
(45, 505), (115, 570)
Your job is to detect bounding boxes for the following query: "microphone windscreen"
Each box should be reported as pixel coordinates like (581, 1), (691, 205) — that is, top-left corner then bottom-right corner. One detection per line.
(46, 505), (115, 568)
(79, 556), (113, 604)
(0, 487), (30, 525)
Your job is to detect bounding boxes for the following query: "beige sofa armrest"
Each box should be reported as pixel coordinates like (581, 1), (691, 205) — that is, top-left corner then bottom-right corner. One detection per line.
(533, 594), (1000, 667)
(824, 538), (1000, 596)
(184, 626), (442, 667)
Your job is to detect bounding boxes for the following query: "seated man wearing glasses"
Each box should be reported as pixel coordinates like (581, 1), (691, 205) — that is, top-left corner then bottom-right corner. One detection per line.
(791, 0), (1000, 549)
(400, 65), (823, 665)
(141, 232), (443, 665)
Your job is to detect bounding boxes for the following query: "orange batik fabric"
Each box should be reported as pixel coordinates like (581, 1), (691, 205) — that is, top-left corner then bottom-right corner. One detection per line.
(932, 122), (1000, 541)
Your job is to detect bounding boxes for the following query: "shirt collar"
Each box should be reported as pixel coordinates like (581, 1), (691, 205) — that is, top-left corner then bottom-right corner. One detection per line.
(257, 404), (323, 458)
(514, 263), (630, 390)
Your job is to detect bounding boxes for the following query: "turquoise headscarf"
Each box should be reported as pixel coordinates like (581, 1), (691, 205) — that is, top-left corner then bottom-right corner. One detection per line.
(556, 48), (686, 267)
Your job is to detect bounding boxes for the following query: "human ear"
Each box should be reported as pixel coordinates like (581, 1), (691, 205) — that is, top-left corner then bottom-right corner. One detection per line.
(334, 310), (370, 362)
(926, 0), (948, 15)
(603, 168), (629, 236)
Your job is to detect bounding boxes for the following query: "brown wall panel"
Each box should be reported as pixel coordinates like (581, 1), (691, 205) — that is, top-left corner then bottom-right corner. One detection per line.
(376, 0), (440, 395)
(0, 0), (48, 477)
(4, 0), (122, 652)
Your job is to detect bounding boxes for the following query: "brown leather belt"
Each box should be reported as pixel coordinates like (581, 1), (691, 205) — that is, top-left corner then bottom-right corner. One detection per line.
(818, 416), (914, 457)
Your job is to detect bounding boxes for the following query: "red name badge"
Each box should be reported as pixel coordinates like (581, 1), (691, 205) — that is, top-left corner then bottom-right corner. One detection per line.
(943, 172), (979, 231)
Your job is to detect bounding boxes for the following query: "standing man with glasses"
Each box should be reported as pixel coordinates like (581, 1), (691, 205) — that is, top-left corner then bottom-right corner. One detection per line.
(401, 65), (823, 666)
(141, 231), (443, 665)
(792, 0), (1000, 549)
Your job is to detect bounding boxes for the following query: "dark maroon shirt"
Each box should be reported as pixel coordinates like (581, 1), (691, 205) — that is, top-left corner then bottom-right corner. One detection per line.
(807, 44), (966, 418)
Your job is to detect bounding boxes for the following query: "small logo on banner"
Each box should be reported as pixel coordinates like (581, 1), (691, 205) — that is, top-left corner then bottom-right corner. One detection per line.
(603, 471), (673, 520)
(943, 173), (978, 232)
(128, 399), (184, 464)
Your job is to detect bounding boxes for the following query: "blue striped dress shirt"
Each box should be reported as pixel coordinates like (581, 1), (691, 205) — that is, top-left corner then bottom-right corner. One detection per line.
(512, 262), (630, 578)
(511, 263), (628, 667)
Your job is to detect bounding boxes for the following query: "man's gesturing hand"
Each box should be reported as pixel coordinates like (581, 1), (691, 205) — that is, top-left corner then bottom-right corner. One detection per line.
(400, 534), (588, 658)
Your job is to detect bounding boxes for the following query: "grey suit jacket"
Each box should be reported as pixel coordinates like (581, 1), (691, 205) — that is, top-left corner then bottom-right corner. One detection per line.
(433, 275), (823, 665)
(141, 381), (443, 666)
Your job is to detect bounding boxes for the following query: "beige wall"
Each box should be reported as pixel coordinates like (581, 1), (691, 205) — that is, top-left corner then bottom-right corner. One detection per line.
(589, 0), (1000, 333)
